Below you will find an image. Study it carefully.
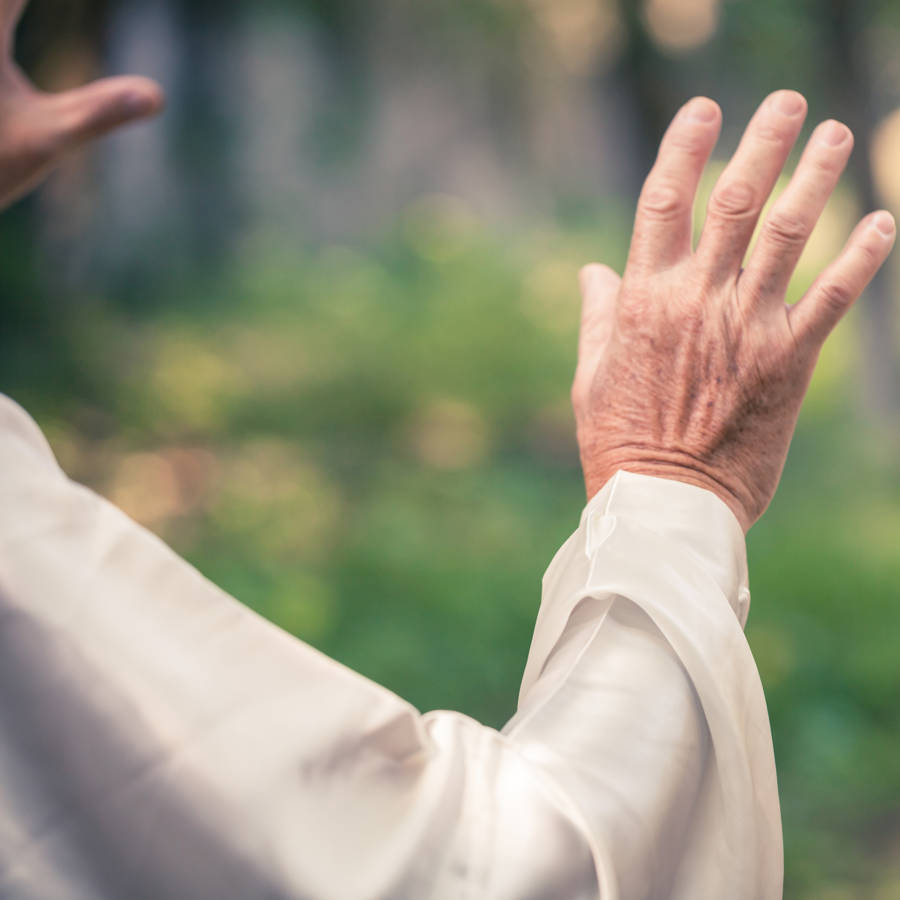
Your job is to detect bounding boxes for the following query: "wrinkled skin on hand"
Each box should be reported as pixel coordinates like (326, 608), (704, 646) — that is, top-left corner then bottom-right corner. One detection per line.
(0, 0), (163, 210)
(573, 92), (895, 532)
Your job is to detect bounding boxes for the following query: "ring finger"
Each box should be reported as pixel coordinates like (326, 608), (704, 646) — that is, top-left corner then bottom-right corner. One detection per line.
(695, 90), (807, 279)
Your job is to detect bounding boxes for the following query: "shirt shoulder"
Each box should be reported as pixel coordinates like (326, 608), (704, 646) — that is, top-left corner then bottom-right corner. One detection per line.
(0, 393), (61, 474)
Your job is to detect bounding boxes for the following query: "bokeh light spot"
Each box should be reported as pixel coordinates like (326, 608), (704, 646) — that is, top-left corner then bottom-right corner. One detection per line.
(872, 107), (900, 212)
(643, 0), (721, 54)
(406, 398), (491, 470)
(530, 0), (624, 73)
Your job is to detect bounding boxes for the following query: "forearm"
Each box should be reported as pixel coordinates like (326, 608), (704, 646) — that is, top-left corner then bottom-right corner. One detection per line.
(505, 472), (780, 899)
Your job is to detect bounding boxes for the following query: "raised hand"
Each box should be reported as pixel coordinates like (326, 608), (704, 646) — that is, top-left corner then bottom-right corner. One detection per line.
(573, 91), (895, 531)
(0, 0), (163, 210)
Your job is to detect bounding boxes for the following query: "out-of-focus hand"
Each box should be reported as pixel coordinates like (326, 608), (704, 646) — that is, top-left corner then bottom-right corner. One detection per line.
(0, 0), (163, 210)
(573, 91), (895, 532)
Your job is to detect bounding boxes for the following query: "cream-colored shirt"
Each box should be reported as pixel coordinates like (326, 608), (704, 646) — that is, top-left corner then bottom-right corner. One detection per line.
(0, 393), (782, 899)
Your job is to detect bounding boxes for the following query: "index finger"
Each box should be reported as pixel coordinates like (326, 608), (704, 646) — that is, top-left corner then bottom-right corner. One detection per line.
(628, 97), (721, 273)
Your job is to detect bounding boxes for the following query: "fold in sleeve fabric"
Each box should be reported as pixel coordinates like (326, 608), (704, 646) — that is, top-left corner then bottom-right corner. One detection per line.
(0, 393), (782, 900)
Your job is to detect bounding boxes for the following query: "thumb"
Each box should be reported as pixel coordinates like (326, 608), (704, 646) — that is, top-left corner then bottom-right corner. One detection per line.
(42, 75), (164, 151)
(577, 263), (620, 366)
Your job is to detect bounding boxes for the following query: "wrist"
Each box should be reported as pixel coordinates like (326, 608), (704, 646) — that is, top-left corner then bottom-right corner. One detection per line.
(582, 454), (752, 533)
(581, 469), (751, 622)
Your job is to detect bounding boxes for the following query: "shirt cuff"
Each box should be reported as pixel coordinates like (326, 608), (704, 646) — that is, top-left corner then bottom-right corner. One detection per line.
(584, 471), (750, 626)
(517, 469), (751, 707)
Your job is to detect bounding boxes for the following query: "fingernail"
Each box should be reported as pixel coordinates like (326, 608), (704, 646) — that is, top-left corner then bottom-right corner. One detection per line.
(819, 120), (849, 146)
(685, 97), (718, 122)
(772, 90), (805, 116)
(873, 211), (895, 236)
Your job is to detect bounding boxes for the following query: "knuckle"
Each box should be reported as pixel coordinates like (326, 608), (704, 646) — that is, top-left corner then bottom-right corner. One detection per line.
(754, 122), (792, 145)
(617, 291), (654, 327)
(665, 130), (708, 159)
(818, 279), (854, 313)
(856, 238), (883, 267)
(639, 180), (685, 220)
(809, 152), (843, 176)
(764, 210), (809, 248)
(709, 179), (758, 219)
(617, 304), (644, 333)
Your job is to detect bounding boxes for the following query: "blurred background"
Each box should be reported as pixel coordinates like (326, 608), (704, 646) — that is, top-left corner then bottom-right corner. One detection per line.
(2, 0), (900, 895)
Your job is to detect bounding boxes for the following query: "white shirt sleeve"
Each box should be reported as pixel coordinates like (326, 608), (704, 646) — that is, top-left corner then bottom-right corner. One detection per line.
(0, 393), (782, 900)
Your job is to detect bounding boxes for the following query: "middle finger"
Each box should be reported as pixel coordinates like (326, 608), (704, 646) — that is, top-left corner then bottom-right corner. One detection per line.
(695, 90), (807, 279)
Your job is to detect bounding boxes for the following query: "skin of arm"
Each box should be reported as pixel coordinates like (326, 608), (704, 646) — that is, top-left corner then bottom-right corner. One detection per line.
(573, 91), (895, 531)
